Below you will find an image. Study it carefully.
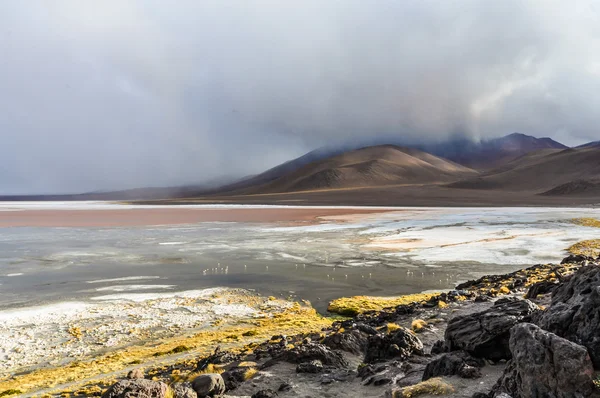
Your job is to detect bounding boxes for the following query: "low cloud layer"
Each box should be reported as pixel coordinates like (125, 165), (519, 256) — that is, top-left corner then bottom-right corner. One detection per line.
(1, 1), (599, 194)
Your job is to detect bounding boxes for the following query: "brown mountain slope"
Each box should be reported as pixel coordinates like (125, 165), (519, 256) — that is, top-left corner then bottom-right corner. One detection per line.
(449, 147), (600, 193)
(241, 145), (478, 194)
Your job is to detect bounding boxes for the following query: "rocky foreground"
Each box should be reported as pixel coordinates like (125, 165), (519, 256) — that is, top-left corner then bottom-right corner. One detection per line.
(5, 254), (600, 398)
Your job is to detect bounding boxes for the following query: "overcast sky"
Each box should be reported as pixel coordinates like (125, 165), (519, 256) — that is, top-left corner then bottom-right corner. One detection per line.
(1, 1), (599, 194)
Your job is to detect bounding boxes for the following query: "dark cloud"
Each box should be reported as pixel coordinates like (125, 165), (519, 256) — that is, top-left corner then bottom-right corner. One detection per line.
(1, 1), (599, 193)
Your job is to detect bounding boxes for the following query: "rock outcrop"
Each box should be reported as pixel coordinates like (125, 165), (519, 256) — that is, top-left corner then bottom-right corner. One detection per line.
(101, 379), (170, 398)
(491, 323), (599, 398)
(445, 298), (538, 360)
(535, 264), (600, 367)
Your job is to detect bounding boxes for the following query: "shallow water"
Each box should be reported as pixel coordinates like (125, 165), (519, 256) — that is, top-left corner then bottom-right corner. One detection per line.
(1, 205), (599, 313)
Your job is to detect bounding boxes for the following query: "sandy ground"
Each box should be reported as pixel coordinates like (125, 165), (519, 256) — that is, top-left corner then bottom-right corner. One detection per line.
(0, 207), (394, 227)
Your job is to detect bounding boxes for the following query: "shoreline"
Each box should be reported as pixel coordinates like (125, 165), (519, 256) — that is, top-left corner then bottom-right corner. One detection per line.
(0, 253), (595, 397)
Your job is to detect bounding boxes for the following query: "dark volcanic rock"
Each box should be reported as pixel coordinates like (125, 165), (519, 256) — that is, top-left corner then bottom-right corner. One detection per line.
(262, 342), (348, 369)
(278, 382), (293, 392)
(296, 359), (324, 373)
(445, 297), (538, 360)
(430, 339), (447, 355)
(355, 323), (378, 336)
(491, 323), (599, 398)
(191, 373), (226, 397)
(524, 280), (557, 299)
(101, 379), (169, 398)
(364, 326), (423, 363)
(322, 329), (368, 355)
(535, 264), (600, 367)
(422, 351), (484, 381)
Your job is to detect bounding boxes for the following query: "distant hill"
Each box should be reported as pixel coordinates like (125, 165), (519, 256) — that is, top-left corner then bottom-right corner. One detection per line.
(449, 146), (600, 194)
(417, 133), (568, 170)
(212, 145), (352, 194)
(541, 179), (600, 197)
(578, 141), (600, 149)
(239, 145), (477, 194)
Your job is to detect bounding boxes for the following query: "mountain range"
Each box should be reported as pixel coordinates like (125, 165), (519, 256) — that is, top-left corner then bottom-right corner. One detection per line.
(2, 133), (599, 205)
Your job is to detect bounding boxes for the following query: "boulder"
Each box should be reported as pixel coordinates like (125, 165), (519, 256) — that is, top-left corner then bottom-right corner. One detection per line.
(491, 323), (599, 398)
(445, 298), (538, 360)
(535, 264), (600, 367)
(191, 373), (226, 397)
(322, 329), (368, 355)
(296, 359), (324, 373)
(364, 326), (423, 363)
(171, 382), (196, 398)
(422, 351), (484, 381)
(101, 379), (169, 398)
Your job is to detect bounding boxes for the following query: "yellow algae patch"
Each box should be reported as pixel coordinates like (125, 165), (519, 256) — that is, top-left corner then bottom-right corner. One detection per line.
(243, 367), (258, 380)
(386, 323), (401, 334)
(186, 364), (225, 381)
(393, 377), (455, 397)
(411, 319), (428, 333)
(0, 303), (330, 396)
(571, 218), (600, 228)
(568, 239), (600, 257)
(327, 293), (439, 316)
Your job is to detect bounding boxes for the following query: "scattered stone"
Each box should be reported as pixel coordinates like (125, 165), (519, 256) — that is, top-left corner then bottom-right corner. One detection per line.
(534, 264), (600, 367)
(422, 351), (484, 381)
(101, 379), (169, 398)
(171, 382), (196, 398)
(277, 382), (292, 392)
(222, 367), (250, 390)
(364, 326), (423, 363)
(322, 329), (368, 355)
(445, 297), (538, 360)
(126, 368), (145, 380)
(296, 359), (324, 373)
(191, 373), (226, 397)
(320, 369), (355, 384)
(251, 389), (278, 398)
(491, 323), (599, 398)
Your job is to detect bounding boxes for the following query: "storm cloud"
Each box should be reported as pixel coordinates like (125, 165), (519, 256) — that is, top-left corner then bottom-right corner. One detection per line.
(1, 1), (599, 194)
